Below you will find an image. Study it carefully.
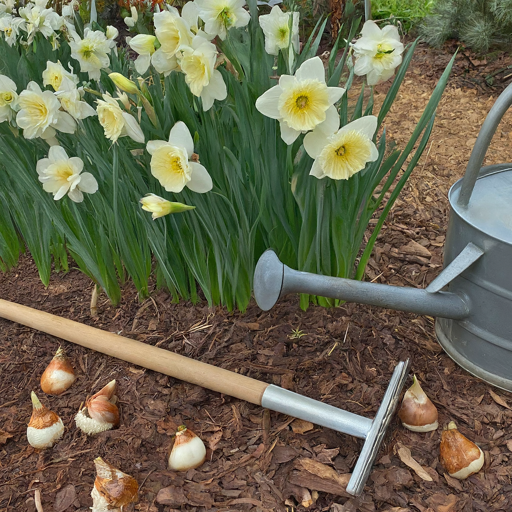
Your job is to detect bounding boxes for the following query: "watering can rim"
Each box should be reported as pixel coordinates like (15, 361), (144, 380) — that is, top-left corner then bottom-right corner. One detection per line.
(449, 163), (512, 247)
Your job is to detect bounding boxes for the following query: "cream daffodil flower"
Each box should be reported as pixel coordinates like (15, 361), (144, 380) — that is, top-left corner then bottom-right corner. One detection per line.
(96, 93), (145, 143)
(69, 29), (111, 81)
(259, 5), (299, 56)
(0, 74), (18, 123)
(147, 121), (212, 194)
(304, 116), (379, 180)
(37, 146), (98, 202)
(16, 82), (76, 140)
(42, 60), (78, 91)
(0, 15), (25, 47)
(179, 35), (227, 111)
(124, 6), (138, 28)
(352, 20), (404, 86)
(55, 77), (97, 120)
(129, 34), (157, 75)
(18, 2), (62, 43)
(140, 193), (195, 219)
(255, 56), (345, 145)
(195, 0), (250, 40)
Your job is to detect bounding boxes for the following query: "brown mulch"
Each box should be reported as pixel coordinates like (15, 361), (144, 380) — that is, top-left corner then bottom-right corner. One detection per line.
(1, 42), (512, 512)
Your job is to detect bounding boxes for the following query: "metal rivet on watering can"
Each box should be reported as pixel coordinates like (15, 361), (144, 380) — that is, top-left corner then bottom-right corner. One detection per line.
(254, 82), (512, 392)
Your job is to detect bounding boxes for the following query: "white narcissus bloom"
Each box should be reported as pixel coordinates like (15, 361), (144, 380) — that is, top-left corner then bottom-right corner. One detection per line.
(0, 74), (18, 123)
(18, 2), (62, 43)
(151, 8), (193, 76)
(140, 193), (195, 219)
(259, 5), (299, 56)
(69, 29), (111, 81)
(96, 93), (145, 144)
(195, 0), (250, 40)
(16, 82), (76, 140)
(255, 56), (345, 145)
(129, 34), (156, 75)
(55, 77), (97, 120)
(0, 0), (15, 16)
(124, 6), (138, 27)
(37, 146), (98, 202)
(304, 116), (379, 180)
(147, 121), (212, 194)
(0, 15), (25, 46)
(352, 20), (404, 86)
(179, 35), (227, 111)
(42, 60), (78, 91)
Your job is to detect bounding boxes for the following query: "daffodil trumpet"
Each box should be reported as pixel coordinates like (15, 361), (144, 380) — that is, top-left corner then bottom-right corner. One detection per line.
(168, 425), (207, 471)
(40, 346), (76, 395)
(397, 375), (438, 432)
(440, 421), (484, 480)
(75, 379), (120, 435)
(27, 391), (64, 449)
(92, 457), (139, 512)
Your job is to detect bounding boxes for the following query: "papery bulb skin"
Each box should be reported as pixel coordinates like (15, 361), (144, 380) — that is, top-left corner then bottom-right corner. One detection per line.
(41, 347), (76, 395)
(91, 457), (138, 512)
(440, 421), (484, 480)
(27, 391), (64, 449)
(75, 380), (119, 435)
(168, 425), (207, 471)
(398, 375), (438, 432)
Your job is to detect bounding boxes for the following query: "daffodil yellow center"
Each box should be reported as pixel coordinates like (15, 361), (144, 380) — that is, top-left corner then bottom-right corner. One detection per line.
(219, 7), (235, 28)
(150, 145), (191, 193)
(278, 26), (289, 42)
(181, 54), (210, 96)
(52, 163), (75, 183)
(279, 79), (329, 131)
(80, 43), (94, 59)
(319, 130), (372, 180)
(375, 42), (395, 60)
(0, 92), (14, 106)
(4, 27), (12, 37)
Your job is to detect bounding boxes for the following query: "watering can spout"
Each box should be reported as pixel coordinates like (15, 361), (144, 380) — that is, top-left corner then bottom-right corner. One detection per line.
(254, 250), (471, 320)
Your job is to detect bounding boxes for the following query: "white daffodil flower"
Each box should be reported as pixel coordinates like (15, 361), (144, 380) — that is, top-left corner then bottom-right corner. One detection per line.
(147, 121), (212, 194)
(55, 77), (97, 120)
(195, 0), (250, 40)
(69, 29), (111, 81)
(259, 5), (299, 56)
(129, 34), (156, 75)
(61, 0), (79, 18)
(18, 2), (62, 43)
(0, 0), (16, 16)
(255, 56), (345, 145)
(0, 15), (25, 47)
(16, 82), (76, 140)
(0, 74), (18, 123)
(42, 60), (78, 91)
(352, 20), (404, 86)
(151, 8), (193, 76)
(179, 35), (227, 111)
(304, 115), (379, 180)
(37, 146), (98, 202)
(140, 193), (195, 219)
(96, 93), (145, 144)
(124, 6), (138, 27)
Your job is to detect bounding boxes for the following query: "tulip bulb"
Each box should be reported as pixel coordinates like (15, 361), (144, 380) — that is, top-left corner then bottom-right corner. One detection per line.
(440, 421), (484, 480)
(168, 425), (206, 471)
(75, 380), (119, 435)
(398, 375), (438, 432)
(40, 346), (76, 395)
(91, 457), (138, 512)
(27, 391), (64, 449)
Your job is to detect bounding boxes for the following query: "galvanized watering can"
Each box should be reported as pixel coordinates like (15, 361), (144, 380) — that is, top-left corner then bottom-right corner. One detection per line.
(255, 83), (512, 392)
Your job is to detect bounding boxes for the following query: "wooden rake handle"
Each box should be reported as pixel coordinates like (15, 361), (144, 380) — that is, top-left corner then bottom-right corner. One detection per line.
(0, 299), (268, 405)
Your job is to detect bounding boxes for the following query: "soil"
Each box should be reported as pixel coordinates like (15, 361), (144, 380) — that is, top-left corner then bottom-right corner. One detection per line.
(1, 42), (512, 512)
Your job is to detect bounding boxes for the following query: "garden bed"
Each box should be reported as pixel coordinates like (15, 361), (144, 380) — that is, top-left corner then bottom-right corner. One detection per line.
(1, 42), (512, 512)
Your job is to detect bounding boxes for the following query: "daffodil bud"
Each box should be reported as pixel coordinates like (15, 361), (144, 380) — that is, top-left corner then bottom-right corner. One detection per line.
(109, 72), (139, 95)
(140, 194), (195, 220)
(168, 425), (206, 471)
(40, 346), (76, 395)
(75, 380), (119, 435)
(27, 391), (64, 449)
(398, 375), (438, 432)
(440, 421), (484, 480)
(92, 457), (138, 512)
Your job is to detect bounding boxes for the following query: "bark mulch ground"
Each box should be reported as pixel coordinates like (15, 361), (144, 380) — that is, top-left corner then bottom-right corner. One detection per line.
(1, 42), (512, 512)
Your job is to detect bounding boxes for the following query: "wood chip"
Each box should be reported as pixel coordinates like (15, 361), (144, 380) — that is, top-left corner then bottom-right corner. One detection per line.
(0, 430), (13, 445)
(489, 389), (511, 409)
(400, 240), (432, 258)
(396, 444), (433, 482)
(291, 419), (314, 434)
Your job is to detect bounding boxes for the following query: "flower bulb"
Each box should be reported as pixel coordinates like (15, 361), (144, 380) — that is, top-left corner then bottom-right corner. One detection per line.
(398, 375), (438, 432)
(40, 346), (76, 395)
(168, 425), (206, 471)
(27, 391), (64, 449)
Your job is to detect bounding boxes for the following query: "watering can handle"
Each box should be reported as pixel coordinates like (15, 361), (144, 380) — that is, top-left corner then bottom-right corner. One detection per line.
(458, 82), (512, 207)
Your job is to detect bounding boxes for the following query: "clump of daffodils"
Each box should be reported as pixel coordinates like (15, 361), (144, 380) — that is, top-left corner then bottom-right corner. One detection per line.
(352, 20), (404, 86)
(36, 146), (98, 203)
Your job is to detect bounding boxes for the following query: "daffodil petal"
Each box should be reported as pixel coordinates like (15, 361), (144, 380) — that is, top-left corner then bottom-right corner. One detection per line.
(360, 20), (382, 40)
(48, 145), (69, 161)
(295, 56), (325, 83)
(54, 183), (71, 201)
(280, 121), (300, 145)
(68, 188), (84, 203)
(255, 85), (283, 120)
(147, 140), (169, 155)
(69, 157), (84, 173)
(121, 112), (145, 143)
(187, 162), (213, 193)
(78, 172), (99, 194)
(316, 105), (340, 135)
(340, 115), (378, 140)
(309, 159), (326, 179)
(168, 121), (194, 156)
(135, 54), (151, 75)
(36, 158), (51, 176)
(327, 86), (345, 105)
(304, 129), (327, 159)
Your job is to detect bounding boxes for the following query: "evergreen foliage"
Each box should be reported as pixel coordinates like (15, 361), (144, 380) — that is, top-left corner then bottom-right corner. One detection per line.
(420, 0), (512, 53)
